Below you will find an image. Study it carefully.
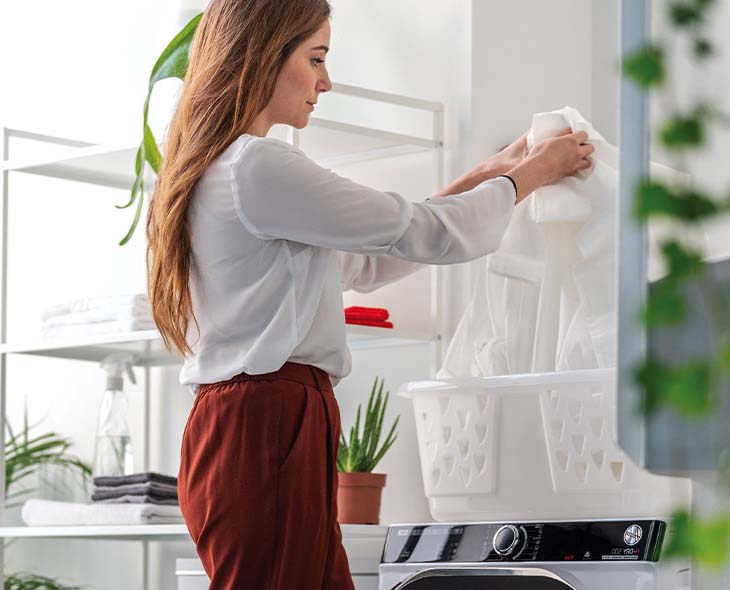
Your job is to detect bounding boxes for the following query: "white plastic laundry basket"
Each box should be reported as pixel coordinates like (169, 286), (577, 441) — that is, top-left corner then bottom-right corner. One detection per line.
(399, 368), (690, 522)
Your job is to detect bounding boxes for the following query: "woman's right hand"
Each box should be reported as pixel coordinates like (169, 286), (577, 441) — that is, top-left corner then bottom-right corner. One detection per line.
(506, 128), (595, 203)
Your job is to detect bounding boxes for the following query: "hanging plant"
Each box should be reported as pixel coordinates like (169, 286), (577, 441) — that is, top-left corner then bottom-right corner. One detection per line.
(622, 0), (730, 568)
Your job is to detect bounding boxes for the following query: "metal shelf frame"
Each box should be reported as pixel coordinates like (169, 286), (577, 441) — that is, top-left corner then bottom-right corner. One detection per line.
(0, 81), (446, 589)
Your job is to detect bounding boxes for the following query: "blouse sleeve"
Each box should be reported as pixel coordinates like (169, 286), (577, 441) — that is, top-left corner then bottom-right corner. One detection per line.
(230, 136), (516, 264)
(338, 251), (425, 293)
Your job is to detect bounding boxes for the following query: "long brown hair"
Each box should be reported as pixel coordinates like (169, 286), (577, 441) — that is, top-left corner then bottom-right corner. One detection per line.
(146, 0), (332, 356)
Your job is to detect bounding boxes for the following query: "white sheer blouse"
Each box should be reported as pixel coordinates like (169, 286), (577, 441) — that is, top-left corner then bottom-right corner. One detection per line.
(179, 134), (516, 394)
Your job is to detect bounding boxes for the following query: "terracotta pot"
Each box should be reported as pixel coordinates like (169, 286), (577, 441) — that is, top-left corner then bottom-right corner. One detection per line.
(337, 472), (386, 525)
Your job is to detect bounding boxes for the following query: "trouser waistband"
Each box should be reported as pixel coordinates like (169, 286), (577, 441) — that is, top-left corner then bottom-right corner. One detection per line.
(220, 361), (332, 391)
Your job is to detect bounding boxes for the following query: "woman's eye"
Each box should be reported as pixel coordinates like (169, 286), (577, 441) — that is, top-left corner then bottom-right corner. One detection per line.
(311, 58), (325, 66)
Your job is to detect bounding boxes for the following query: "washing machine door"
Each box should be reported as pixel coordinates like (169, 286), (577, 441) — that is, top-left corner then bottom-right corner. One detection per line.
(393, 567), (577, 590)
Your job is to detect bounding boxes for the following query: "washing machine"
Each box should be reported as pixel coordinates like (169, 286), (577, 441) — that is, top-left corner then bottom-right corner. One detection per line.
(379, 518), (685, 589)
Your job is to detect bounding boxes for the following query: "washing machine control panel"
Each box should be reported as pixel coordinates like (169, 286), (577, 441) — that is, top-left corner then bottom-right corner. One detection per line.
(381, 519), (665, 564)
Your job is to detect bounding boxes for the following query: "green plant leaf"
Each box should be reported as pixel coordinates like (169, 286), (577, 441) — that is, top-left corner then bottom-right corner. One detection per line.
(664, 510), (730, 567)
(5, 420), (91, 497)
(694, 37), (714, 58)
(118, 187), (145, 246)
(663, 510), (695, 558)
(121, 12), (203, 245)
(719, 345), (730, 374)
(369, 416), (400, 471)
(660, 113), (705, 149)
(4, 572), (83, 590)
(143, 124), (162, 174)
(622, 45), (665, 87)
(148, 13), (202, 87)
(635, 358), (662, 416)
(662, 240), (705, 279)
(640, 282), (686, 327)
(669, 2), (704, 27)
(634, 180), (719, 221)
(337, 377), (400, 473)
(634, 181), (673, 220)
(666, 361), (714, 416)
(635, 358), (713, 417)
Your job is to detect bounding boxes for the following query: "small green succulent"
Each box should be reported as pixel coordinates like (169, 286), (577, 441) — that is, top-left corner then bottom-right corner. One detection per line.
(337, 377), (399, 473)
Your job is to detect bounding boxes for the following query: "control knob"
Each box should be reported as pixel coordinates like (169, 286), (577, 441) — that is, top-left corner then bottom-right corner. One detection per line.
(493, 525), (525, 558)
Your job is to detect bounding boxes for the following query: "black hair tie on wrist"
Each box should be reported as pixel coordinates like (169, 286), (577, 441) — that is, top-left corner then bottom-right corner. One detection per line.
(496, 174), (518, 201)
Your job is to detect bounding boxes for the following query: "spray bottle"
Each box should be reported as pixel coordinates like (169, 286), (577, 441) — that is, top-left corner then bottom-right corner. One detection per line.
(92, 353), (137, 477)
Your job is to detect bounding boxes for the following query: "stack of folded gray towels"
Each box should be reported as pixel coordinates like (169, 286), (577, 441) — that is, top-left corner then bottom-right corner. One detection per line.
(92, 472), (178, 506)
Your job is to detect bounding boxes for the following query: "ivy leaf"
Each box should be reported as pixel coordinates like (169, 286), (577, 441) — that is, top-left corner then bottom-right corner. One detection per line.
(694, 38), (714, 58)
(668, 2), (704, 26)
(674, 188), (720, 219)
(635, 358), (713, 417)
(666, 361), (713, 417)
(664, 510), (694, 558)
(665, 510), (730, 567)
(634, 181), (673, 220)
(662, 240), (704, 280)
(641, 282), (686, 327)
(660, 114), (705, 149)
(623, 45), (665, 88)
(720, 345), (730, 374)
(635, 358), (671, 416)
(634, 180), (719, 221)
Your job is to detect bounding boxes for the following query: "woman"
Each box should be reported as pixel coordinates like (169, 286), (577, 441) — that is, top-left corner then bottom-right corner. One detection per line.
(146, 1), (594, 588)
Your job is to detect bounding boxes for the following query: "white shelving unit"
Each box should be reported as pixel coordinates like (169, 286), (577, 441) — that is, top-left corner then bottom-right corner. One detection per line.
(0, 82), (445, 588)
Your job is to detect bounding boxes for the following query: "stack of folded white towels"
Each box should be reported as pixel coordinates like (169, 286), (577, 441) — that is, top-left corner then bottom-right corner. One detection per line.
(21, 473), (184, 526)
(40, 293), (155, 340)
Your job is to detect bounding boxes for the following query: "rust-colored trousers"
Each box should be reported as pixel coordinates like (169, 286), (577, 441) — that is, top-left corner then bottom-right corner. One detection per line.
(178, 362), (354, 590)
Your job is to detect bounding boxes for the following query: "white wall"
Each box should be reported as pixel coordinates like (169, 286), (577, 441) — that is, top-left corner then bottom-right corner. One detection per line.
(0, 1), (622, 588)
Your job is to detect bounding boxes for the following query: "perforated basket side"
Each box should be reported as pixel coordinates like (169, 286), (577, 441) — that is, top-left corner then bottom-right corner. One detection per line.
(411, 390), (499, 497)
(539, 377), (630, 492)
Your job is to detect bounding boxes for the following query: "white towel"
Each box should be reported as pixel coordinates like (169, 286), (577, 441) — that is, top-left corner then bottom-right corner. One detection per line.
(41, 294), (150, 322)
(42, 305), (153, 329)
(40, 319), (157, 340)
(21, 499), (184, 526)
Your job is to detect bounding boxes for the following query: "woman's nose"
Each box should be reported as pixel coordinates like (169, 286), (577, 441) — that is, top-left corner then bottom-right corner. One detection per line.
(318, 69), (333, 93)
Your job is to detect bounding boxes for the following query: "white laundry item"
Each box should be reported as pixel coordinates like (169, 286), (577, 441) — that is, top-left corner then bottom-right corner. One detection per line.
(439, 107), (616, 378)
(40, 318), (157, 340)
(41, 304), (153, 329)
(527, 107), (621, 372)
(439, 106), (684, 379)
(21, 498), (184, 526)
(41, 294), (150, 322)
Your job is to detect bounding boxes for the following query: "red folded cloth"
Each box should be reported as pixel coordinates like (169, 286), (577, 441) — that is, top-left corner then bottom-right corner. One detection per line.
(345, 319), (394, 329)
(344, 306), (390, 321)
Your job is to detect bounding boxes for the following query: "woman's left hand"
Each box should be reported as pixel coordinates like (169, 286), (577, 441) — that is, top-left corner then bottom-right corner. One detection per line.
(431, 130), (529, 198)
(488, 130), (529, 175)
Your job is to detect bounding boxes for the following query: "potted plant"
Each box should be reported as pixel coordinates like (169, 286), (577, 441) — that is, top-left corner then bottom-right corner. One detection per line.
(3, 407), (90, 589)
(337, 377), (399, 525)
